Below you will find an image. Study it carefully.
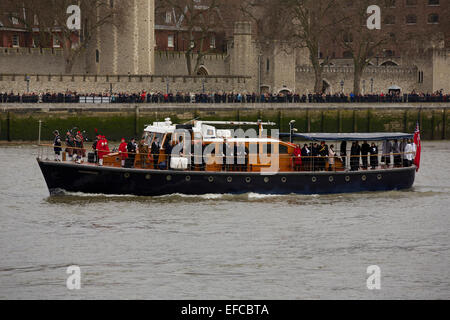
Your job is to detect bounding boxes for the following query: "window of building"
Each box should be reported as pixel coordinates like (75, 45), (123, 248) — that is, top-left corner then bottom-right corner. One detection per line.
(110, 0), (114, 8)
(53, 37), (61, 48)
(385, 0), (396, 7)
(383, 50), (395, 58)
(165, 12), (172, 24)
(428, 0), (439, 6)
(384, 15), (396, 25)
(168, 35), (174, 48)
(343, 33), (353, 43)
(266, 59), (270, 72)
(10, 16), (19, 25)
(406, 14), (417, 24)
(210, 36), (216, 49)
(34, 14), (39, 25)
(428, 13), (439, 23)
(12, 35), (20, 47)
(190, 40), (195, 48)
(406, 0), (417, 6)
(96, 49), (99, 63)
(343, 51), (353, 58)
(418, 71), (424, 83)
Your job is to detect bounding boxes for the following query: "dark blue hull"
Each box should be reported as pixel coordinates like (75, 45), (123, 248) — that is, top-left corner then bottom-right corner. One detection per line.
(37, 159), (416, 196)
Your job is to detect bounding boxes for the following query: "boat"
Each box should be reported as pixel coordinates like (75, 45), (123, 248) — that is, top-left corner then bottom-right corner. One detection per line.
(37, 118), (418, 196)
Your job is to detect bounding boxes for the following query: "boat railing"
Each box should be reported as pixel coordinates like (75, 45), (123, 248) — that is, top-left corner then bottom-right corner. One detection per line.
(37, 144), (416, 172)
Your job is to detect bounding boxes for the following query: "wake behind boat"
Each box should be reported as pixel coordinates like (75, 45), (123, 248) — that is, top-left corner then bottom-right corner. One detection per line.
(37, 118), (421, 196)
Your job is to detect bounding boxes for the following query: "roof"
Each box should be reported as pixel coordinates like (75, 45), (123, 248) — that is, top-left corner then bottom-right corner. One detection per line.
(279, 132), (414, 141)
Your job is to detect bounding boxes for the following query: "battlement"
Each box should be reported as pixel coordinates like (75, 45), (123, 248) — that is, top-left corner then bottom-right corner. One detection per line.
(0, 73), (251, 94)
(296, 65), (418, 75)
(0, 47), (65, 56)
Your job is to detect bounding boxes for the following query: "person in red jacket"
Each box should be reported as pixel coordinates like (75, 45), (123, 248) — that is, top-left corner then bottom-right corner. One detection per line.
(293, 144), (302, 171)
(118, 138), (128, 167)
(97, 136), (110, 166)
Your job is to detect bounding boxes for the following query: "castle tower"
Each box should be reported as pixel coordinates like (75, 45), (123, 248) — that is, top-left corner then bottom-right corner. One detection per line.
(230, 21), (257, 92)
(87, 0), (155, 75)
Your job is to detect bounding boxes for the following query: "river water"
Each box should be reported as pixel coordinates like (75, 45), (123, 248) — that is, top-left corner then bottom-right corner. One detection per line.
(0, 142), (449, 299)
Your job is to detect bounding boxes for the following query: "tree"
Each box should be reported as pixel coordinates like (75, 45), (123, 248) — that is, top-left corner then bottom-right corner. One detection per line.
(240, 0), (342, 93)
(158, 0), (235, 75)
(2, 0), (124, 73)
(334, 0), (393, 95)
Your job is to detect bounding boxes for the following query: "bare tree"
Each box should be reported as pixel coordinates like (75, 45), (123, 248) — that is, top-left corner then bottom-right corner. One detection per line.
(159, 0), (234, 75)
(241, 0), (342, 93)
(334, 0), (394, 95)
(3, 0), (124, 73)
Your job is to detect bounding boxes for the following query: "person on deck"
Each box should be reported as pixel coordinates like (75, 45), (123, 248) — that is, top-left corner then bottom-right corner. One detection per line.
(350, 141), (361, 171)
(53, 130), (62, 161)
(381, 140), (392, 168)
(400, 138), (407, 167)
(369, 142), (379, 169)
(151, 138), (160, 169)
(319, 141), (329, 171)
(340, 141), (347, 169)
(118, 138), (128, 167)
(393, 139), (401, 167)
(65, 131), (75, 160)
(328, 144), (336, 171)
(127, 138), (138, 168)
(74, 131), (84, 164)
(404, 139), (416, 167)
(301, 144), (311, 171)
(311, 143), (319, 171)
(97, 136), (110, 166)
(361, 140), (371, 170)
(293, 144), (302, 171)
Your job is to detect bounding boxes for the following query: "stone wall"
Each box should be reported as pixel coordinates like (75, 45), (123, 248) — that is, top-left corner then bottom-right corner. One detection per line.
(432, 50), (450, 93)
(296, 65), (418, 94)
(0, 74), (251, 94)
(1, 103), (448, 141)
(154, 51), (228, 75)
(0, 48), (86, 74)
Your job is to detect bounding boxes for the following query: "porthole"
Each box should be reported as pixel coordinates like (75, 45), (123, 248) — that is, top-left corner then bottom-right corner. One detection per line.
(312, 176), (317, 183)
(329, 176), (334, 182)
(145, 174), (151, 180)
(227, 176), (233, 183)
(208, 176), (214, 183)
(185, 175), (191, 182)
(345, 176), (350, 182)
(124, 173), (130, 179)
(281, 177), (287, 183)
(362, 175), (367, 181)
(264, 177), (270, 183)
(377, 174), (382, 180)
(166, 175), (172, 181)
(245, 177), (251, 183)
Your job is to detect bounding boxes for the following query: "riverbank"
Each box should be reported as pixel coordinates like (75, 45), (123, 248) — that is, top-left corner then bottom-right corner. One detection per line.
(1, 103), (449, 141)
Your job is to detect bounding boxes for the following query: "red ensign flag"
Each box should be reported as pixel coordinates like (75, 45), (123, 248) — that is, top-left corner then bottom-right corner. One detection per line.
(414, 122), (421, 172)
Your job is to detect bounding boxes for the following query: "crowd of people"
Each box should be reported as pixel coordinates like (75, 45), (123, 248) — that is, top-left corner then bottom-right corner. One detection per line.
(53, 128), (416, 172)
(3, 89), (449, 104)
(292, 139), (417, 172)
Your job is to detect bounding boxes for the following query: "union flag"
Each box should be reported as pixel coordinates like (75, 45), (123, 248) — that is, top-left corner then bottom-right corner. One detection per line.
(414, 122), (421, 172)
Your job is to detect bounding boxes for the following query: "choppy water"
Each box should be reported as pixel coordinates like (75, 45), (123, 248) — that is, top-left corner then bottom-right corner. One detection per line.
(0, 142), (449, 299)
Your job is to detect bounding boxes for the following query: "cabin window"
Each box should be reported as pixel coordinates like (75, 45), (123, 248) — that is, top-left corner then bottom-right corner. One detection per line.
(279, 144), (288, 154)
